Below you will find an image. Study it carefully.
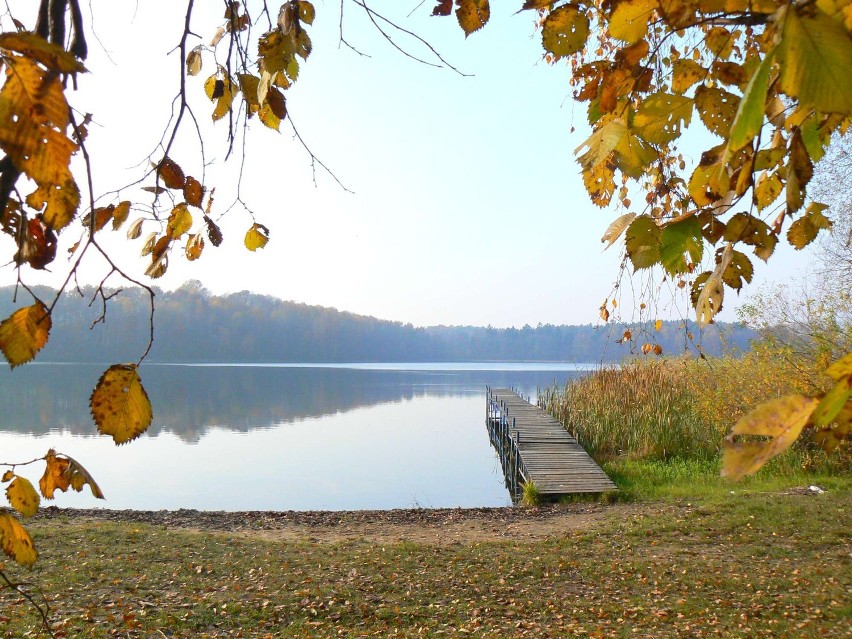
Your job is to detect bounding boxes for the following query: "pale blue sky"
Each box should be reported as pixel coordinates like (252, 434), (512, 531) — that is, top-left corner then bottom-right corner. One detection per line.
(0, 1), (812, 327)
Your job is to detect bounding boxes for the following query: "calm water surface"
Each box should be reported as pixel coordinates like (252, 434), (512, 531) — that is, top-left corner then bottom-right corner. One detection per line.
(0, 363), (591, 511)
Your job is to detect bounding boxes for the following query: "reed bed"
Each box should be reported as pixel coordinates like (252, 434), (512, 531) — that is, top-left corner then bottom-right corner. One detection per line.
(540, 349), (837, 463)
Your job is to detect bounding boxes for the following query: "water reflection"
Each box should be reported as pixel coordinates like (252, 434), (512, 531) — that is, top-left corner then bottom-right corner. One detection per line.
(0, 363), (590, 510)
(0, 363), (589, 441)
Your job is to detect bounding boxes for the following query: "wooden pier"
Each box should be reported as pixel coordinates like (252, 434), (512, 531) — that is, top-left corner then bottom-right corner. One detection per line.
(486, 387), (616, 501)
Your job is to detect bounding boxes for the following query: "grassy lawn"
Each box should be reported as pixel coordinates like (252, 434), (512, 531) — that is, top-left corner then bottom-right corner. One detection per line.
(2, 481), (850, 638)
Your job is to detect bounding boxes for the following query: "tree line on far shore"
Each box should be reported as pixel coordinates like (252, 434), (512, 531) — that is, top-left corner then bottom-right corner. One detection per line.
(0, 282), (755, 364)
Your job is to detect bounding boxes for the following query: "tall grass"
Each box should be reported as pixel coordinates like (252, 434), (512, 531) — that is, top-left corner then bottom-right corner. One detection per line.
(541, 348), (849, 474)
(541, 359), (718, 461)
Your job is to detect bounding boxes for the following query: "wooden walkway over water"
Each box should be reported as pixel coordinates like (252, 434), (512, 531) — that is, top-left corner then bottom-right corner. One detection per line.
(486, 387), (616, 501)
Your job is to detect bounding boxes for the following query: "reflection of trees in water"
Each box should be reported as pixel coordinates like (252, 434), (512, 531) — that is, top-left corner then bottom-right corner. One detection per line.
(0, 365), (586, 443)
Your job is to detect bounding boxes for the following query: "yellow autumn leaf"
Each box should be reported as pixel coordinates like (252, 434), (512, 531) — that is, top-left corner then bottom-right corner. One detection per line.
(0, 57), (78, 200)
(722, 394), (819, 480)
(610, 0), (656, 45)
(826, 352), (852, 380)
(654, 319), (663, 331)
(541, 4), (590, 58)
(112, 201), (132, 231)
(0, 512), (37, 568)
(245, 223), (270, 251)
(694, 85), (740, 137)
(633, 93), (693, 145)
(671, 59), (704, 94)
(39, 449), (70, 499)
(65, 454), (105, 499)
(90, 364), (153, 445)
(778, 7), (852, 116)
(0, 302), (51, 368)
(186, 233), (205, 261)
(0, 32), (87, 73)
(167, 203), (193, 239)
(1, 470), (12, 482)
(456, 0), (490, 37)
(6, 476), (40, 518)
(601, 212), (636, 249)
(576, 117), (628, 171)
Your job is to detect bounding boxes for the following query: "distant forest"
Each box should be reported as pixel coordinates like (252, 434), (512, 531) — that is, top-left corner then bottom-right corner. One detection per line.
(1, 283), (756, 363)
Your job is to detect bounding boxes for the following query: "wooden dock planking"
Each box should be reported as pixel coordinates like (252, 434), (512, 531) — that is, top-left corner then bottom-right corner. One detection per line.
(486, 387), (616, 499)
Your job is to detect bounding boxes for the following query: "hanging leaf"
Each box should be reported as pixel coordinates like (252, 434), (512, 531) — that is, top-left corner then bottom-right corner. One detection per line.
(541, 4), (590, 58)
(167, 203), (193, 239)
(157, 157), (186, 189)
(633, 93), (693, 145)
(609, 0), (654, 45)
(0, 32), (87, 73)
(127, 217), (145, 240)
(245, 223), (270, 251)
(601, 212), (635, 249)
(671, 59), (704, 94)
(39, 449), (70, 499)
(456, 0), (490, 37)
(90, 364), (153, 445)
(184, 177), (204, 208)
(6, 476), (39, 518)
(778, 8), (852, 116)
(812, 376), (852, 429)
(722, 394), (819, 480)
(727, 50), (775, 153)
(298, 1), (316, 24)
(186, 233), (205, 261)
(694, 86), (741, 137)
(65, 454), (105, 499)
(0, 512), (37, 568)
(0, 302), (51, 368)
(433, 0), (453, 16)
(111, 201), (132, 230)
(787, 203), (832, 249)
(186, 46), (203, 76)
(825, 352), (852, 380)
(625, 214), (661, 271)
(576, 117), (627, 171)
(205, 215), (224, 247)
(721, 249), (754, 290)
(583, 158), (616, 207)
(659, 216), (703, 275)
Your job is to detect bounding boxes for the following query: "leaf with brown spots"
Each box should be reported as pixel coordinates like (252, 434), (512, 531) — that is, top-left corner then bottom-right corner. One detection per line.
(90, 364), (153, 445)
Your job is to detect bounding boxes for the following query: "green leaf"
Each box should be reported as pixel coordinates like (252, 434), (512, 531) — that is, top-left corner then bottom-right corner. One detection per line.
(778, 8), (852, 116)
(659, 216), (703, 275)
(625, 215), (661, 271)
(541, 4), (590, 58)
(728, 49), (775, 152)
(633, 93), (693, 145)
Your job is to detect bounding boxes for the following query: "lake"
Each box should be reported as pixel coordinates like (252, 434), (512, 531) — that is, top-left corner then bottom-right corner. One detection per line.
(0, 363), (592, 511)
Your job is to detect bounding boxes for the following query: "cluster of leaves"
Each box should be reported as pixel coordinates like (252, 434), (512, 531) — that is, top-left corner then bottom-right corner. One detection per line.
(0, 450), (102, 568)
(0, 1), (323, 576)
(188, 1), (314, 130)
(434, 0), (852, 476)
